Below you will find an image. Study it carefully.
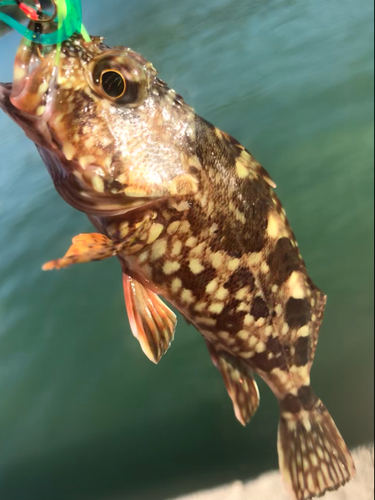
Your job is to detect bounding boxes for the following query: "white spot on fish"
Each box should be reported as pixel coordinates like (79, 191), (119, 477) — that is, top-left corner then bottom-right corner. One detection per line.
(235, 210), (246, 224)
(151, 239), (167, 261)
(237, 330), (249, 341)
(163, 261), (181, 275)
(171, 240), (182, 256)
(194, 302), (207, 312)
(288, 271), (307, 299)
(236, 161), (249, 179)
(297, 325), (310, 337)
(36, 105), (45, 116)
(248, 252), (262, 267)
(282, 323), (290, 335)
(211, 251), (225, 269)
(255, 342), (267, 353)
(138, 251), (149, 264)
(219, 331), (230, 340)
(186, 236), (198, 247)
(215, 287), (229, 301)
(228, 259), (240, 272)
(92, 176), (105, 193)
(197, 317), (217, 327)
(208, 302), (225, 314)
(189, 259), (205, 274)
(167, 221), (181, 235)
(267, 213), (282, 239)
(275, 304), (283, 316)
(147, 223), (164, 244)
(181, 289), (195, 305)
(261, 262), (270, 274)
(244, 314), (255, 326)
(175, 201), (191, 212)
(171, 278), (182, 294)
(179, 221), (191, 233)
(62, 142), (76, 161)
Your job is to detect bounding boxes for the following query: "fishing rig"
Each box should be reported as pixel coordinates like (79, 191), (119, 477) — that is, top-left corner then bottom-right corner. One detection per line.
(0, 0), (90, 44)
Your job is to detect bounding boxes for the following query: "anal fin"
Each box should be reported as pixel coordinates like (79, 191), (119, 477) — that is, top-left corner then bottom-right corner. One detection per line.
(43, 233), (117, 270)
(207, 342), (260, 426)
(123, 274), (177, 364)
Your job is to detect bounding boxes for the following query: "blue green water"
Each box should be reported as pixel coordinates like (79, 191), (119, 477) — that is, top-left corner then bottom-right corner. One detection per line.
(0, 1), (374, 499)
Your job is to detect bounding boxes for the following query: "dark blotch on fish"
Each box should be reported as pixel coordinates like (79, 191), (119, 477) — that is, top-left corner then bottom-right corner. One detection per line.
(224, 267), (255, 292)
(250, 296), (269, 320)
(267, 238), (302, 286)
(294, 335), (311, 366)
(216, 300), (247, 335)
(280, 393), (302, 414)
(298, 385), (318, 411)
(252, 349), (287, 373)
(285, 297), (312, 329)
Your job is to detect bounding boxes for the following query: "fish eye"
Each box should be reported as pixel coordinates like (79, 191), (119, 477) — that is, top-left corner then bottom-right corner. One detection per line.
(100, 70), (126, 99)
(89, 51), (148, 107)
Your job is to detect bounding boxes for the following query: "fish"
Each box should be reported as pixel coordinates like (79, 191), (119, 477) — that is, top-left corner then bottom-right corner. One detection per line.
(0, 28), (355, 500)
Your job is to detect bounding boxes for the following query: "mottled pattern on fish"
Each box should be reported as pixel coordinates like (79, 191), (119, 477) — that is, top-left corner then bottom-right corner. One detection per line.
(0, 32), (355, 500)
(107, 121), (325, 389)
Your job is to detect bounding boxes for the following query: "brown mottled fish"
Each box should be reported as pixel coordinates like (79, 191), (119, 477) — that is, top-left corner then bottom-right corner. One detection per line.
(0, 28), (355, 500)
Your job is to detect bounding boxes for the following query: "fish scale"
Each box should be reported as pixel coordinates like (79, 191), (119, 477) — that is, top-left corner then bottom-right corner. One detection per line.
(0, 27), (355, 500)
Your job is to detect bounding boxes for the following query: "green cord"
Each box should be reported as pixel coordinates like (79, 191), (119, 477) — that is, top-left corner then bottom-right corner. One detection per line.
(0, 0), (91, 44)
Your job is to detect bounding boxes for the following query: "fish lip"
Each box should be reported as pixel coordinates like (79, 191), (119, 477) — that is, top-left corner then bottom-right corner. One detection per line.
(0, 81), (22, 122)
(0, 82), (12, 90)
(0, 82), (12, 102)
(0, 82), (15, 114)
(0, 81), (50, 145)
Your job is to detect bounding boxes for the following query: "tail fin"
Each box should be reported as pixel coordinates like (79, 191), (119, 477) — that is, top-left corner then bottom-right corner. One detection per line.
(278, 398), (356, 500)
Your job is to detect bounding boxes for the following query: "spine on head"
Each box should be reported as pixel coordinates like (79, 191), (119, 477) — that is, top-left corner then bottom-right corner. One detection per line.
(278, 386), (355, 500)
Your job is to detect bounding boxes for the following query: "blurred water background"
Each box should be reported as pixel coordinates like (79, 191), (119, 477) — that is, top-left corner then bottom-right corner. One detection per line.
(0, 0), (374, 499)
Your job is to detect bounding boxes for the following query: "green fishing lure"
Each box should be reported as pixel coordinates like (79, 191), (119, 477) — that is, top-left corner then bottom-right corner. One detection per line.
(0, 0), (90, 44)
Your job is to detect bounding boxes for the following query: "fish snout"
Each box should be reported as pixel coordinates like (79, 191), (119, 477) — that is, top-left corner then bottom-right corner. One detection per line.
(0, 82), (12, 109)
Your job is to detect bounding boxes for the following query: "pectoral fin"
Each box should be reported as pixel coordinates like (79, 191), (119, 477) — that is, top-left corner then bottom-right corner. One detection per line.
(43, 233), (117, 270)
(207, 342), (260, 426)
(123, 273), (177, 364)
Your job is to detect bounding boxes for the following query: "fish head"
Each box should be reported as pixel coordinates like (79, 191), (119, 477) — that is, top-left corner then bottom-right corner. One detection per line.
(0, 33), (199, 216)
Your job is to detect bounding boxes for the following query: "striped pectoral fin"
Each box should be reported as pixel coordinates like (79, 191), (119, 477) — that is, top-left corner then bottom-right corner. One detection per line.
(123, 273), (177, 364)
(207, 342), (260, 426)
(278, 388), (356, 500)
(42, 233), (118, 271)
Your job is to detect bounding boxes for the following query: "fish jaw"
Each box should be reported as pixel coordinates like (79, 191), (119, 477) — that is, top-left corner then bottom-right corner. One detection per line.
(0, 81), (54, 146)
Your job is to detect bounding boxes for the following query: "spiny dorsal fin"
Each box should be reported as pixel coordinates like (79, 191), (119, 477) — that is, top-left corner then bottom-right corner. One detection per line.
(217, 127), (277, 188)
(207, 342), (260, 426)
(123, 273), (177, 364)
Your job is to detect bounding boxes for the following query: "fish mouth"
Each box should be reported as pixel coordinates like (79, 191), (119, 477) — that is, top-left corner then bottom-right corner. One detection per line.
(0, 81), (45, 143)
(0, 82), (12, 91)
(0, 82), (12, 105)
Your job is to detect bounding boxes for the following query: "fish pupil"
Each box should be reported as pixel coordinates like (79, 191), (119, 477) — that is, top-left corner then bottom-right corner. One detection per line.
(100, 70), (126, 99)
